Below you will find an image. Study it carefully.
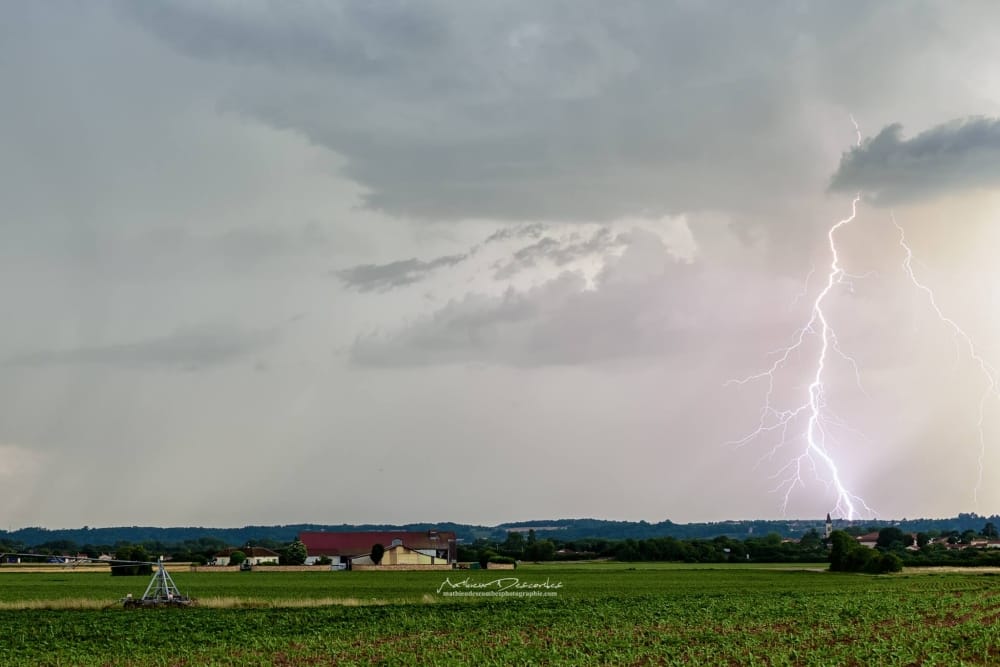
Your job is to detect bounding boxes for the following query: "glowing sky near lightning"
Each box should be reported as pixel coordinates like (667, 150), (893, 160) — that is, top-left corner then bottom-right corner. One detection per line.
(4, 2), (1000, 527)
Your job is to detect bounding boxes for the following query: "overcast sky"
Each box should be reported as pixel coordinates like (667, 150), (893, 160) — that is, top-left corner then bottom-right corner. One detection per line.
(5, 1), (1000, 528)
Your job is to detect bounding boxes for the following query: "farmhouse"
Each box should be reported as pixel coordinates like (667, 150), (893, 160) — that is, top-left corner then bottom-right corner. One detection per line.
(855, 532), (921, 550)
(212, 547), (280, 566)
(300, 530), (457, 568)
(855, 532), (881, 549)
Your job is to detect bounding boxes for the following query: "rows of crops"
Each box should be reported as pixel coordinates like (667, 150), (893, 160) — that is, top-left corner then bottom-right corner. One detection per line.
(0, 564), (842, 604)
(1, 566), (998, 665)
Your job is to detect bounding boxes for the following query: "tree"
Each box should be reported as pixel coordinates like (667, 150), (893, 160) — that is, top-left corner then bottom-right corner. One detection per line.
(525, 539), (556, 562)
(615, 540), (640, 562)
(829, 531), (873, 572)
(916, 532), (931, 548)
(830, 530), (903, 574)
(799, 529), (822, 550)
(864, 551), (903, 574)
(876, 527), (910, 550)
(502, 532), (525, 557)
(370, 543), (385, 565)
(456, 544), (478, 562)
(111, 545), (153, 577)
(228, 550), (247, 567)
(283, 540), (307, 566)
(983, 522), (999, 539)
(829, 531), (856, 572)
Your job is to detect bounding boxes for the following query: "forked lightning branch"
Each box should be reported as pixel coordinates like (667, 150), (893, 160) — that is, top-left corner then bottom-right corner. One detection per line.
(728, 121), (999, 520)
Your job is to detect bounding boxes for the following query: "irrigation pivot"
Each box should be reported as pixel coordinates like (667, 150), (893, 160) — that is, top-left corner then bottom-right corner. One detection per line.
(1, 552), (195, 608)
(123, 556), (194, 608)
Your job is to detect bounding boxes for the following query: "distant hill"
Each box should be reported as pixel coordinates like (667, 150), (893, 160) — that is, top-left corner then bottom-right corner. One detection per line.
(2, 513), (997, 548)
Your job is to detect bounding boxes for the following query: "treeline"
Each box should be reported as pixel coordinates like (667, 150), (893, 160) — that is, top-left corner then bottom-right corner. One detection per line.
(830, 525), (1000, 573)
(460, 529), (830, 564)
(863, 525), (1000, 568)
(0, 523), (480, 549)
(465, 524), (1000, 568)
(4, 513), (999, 546)
(0, 536), (309, 567)
(0, 535), (234, 564)
(8, 526), (1000, 570)
(497, 513), (1000, 542)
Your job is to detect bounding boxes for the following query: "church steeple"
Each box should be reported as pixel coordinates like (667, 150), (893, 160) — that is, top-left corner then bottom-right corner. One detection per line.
(825, 513), (833, 539)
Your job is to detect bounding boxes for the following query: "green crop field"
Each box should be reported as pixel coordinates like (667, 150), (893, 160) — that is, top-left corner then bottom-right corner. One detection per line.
(1, 564), (998, 665)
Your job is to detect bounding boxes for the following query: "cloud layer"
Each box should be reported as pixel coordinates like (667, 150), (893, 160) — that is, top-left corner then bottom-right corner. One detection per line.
(831, 117), (1000, 205)
(352, 230), (761, 367)
(120, 1), (990, 224)
(336, 253), (470, 292)
(3, 2), (1000, 527)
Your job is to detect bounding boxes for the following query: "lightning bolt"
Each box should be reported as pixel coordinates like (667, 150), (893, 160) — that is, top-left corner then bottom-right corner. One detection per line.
(731, 116), (995, 518)
(892, 213), (997, 507)
(727, 119), (875, 520)
(728, 195), (874, 520)
(850, 113), (862, 148)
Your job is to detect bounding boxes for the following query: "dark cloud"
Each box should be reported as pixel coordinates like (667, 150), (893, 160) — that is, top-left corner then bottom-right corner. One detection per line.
(8, 327), (275, 370)
(336, 253), (469, 292)
(118, 1), (447, 76)
(350, 267), (697, 367)
(350, 231), (764, 367)
(830, 117), (1000, 205)
(493, 227), (626, 279)
(483, 223), (545, 244)
(119, 1), (970, 223)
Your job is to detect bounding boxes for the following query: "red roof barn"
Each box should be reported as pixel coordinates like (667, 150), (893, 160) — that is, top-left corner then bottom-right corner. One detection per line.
(299, 530), (457, 565)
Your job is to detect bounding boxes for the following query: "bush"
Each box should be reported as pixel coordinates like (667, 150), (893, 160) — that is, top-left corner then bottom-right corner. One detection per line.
(488, 556), (517, 567)
(864, 551), (903, 574)
(477, 550), (496, 569)
(228, 550), (247, 567)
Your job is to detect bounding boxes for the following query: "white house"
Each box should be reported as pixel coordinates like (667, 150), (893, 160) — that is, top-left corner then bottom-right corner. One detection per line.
(212, 547), (280, 566)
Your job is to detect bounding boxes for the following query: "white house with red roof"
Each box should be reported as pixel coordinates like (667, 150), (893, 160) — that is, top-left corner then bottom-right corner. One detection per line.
(212, 546), (280, 566)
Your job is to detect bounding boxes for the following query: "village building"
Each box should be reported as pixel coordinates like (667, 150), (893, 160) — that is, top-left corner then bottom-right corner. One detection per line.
(299, 530), (457, 568)
(855, 532), (882, 549)
(212, 546), (280, 566)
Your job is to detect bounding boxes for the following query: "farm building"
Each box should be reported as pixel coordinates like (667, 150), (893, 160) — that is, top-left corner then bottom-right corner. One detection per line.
(855, 532), (881, 549)
(212, 546), (280, 566)
(300, 530), (457, 568)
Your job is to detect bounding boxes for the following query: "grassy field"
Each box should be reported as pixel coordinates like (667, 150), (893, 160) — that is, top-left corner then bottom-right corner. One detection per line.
(1, 564), (998, 665)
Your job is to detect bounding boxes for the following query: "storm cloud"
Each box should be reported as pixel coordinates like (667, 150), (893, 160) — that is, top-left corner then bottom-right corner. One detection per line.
(493, 227), (626, 279)
(352, 231), (764, 367)
(336, 253), (470, 292)
(118, 1), (987, 225)
(830, 117), (1000, 205)
(4, 2), (1000, 527)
